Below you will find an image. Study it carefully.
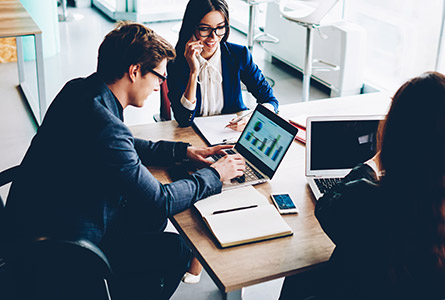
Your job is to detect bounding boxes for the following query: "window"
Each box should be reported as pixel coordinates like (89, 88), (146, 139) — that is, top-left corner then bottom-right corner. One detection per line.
(344, 0), (443, 93)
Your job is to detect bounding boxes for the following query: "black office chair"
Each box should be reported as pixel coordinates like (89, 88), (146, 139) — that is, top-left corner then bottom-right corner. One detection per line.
(7, 237), (113, 300)
(0, 165), (20, 261)
(0, 165), (113, 300)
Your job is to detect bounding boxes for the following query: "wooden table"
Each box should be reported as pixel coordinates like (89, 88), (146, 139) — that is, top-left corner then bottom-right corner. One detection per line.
(130, 92), (392, 299)
(0, 0), (46, 124)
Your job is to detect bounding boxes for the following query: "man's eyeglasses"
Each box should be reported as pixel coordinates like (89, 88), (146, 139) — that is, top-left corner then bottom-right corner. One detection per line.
(195, 25), (227, 38)
(149, 69), (167, 84)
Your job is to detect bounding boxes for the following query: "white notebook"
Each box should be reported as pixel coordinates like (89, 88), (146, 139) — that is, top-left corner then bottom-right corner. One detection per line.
(194, 186), (293, 248)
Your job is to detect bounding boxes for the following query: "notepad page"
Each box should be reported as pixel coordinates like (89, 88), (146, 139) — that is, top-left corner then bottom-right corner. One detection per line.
(194, 186), (269, 217)
(203, 205), (293, 248)
(193, 114), (241, 145)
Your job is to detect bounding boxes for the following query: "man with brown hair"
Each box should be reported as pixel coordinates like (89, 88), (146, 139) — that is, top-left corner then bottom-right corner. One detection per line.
(5, 22), (245, 299)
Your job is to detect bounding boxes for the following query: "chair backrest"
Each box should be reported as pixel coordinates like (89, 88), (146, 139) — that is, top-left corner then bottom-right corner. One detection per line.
(0, 166), (113, 299)
(7, 238), (113, 300)
(160, 80), (172, 121)
(279, 0), (339, 25)
(0, 165), (19, 190)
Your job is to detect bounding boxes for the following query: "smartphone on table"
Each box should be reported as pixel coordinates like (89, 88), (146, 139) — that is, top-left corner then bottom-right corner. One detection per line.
(270, 193), (299, 214)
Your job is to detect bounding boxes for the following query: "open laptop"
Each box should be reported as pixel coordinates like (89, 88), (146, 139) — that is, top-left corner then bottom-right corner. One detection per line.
(306, 115), (385, 199)
(211, 104), (298, 190)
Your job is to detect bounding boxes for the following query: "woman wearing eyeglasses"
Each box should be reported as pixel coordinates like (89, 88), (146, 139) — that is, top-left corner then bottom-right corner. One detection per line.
(167, 0), (279, 130)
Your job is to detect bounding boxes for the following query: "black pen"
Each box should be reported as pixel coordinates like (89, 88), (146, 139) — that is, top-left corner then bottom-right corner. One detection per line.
(212, 204), (258, 215)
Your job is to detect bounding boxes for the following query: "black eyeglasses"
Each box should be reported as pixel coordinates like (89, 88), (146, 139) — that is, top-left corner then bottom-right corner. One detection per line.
(195, 25), (227, 38)
(149, 69), (167, 83)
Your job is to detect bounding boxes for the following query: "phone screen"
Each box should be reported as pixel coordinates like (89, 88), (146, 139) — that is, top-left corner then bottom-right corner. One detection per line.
(272, 194), (296, 210)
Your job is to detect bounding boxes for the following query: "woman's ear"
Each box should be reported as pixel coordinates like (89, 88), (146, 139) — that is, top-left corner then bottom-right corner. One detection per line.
(128, 64), (140, 83)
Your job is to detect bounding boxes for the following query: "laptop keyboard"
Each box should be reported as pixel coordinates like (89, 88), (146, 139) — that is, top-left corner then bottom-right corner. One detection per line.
(211, 150), (265, 184)
(314, 177), (342, 194)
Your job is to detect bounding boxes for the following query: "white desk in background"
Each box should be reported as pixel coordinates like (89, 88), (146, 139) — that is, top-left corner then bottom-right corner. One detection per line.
(0, 0), (47, 124)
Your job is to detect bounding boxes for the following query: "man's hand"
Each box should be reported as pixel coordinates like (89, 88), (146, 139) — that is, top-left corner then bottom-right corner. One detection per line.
(210, 153), (245, 182)
(186, 145), (246, 182)
(186, 145), (233, 167)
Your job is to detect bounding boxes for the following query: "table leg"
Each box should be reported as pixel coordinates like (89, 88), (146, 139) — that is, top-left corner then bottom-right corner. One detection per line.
(223, 288), (243, 300)
(15, 34), (47, 125)
(15, 36), (39, 121)
(16, 37), (25, 83)
(34, 33), (47, 122)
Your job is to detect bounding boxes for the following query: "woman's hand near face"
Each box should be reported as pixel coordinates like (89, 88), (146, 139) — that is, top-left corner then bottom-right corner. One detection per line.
(184, 37), (203, 75)
(183, 37), (203, 104)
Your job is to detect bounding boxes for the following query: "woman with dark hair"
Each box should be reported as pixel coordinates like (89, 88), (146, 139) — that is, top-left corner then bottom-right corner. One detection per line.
(280, 72), (445, 300)
(167, 0), (279, 130)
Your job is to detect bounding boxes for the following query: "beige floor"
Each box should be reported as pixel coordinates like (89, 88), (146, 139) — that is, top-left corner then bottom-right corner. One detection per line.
(0, 5), (330, 299)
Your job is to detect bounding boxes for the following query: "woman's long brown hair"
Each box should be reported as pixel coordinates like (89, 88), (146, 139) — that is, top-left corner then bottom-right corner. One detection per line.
(379, 72), (445, 273)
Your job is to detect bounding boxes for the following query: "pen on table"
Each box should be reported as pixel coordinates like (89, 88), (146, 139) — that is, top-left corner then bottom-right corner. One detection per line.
(225, 111), (253, 128)
(221, 137), (237, 144)
(212, 204), (258, 215)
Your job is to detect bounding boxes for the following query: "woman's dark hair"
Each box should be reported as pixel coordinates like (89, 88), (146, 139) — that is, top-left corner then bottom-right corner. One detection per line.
(97, 22), (176, 84)
(175, 0), (230, 56)
(379, 72), (445, 273)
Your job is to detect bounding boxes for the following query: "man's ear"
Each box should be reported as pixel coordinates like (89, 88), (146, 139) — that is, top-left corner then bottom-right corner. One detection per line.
(128, 64), (140, 83)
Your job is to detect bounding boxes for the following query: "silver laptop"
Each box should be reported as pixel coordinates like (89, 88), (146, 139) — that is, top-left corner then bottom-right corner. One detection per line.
(306, 115), (384, 199)
(211, 104), (298, 190)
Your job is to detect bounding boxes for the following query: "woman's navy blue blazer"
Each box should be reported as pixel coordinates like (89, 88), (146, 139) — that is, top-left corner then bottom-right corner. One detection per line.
(167, 41), (279, 127)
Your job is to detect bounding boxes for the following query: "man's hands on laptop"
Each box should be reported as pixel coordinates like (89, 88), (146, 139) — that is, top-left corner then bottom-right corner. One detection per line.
(187, 145), (232, 166)
(186, 145), (246, 182)
(210, 151), (245, 182)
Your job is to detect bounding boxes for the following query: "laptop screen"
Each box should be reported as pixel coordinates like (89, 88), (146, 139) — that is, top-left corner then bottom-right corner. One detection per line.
(309, 117), (383, 172)
(235, 104), (298, 178)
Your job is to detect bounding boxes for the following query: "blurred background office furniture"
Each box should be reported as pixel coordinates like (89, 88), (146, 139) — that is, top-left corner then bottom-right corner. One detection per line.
(0, 0), (48, 124)
(19, 0), (60, 60)
(92, 0), (187, 22)
(58, 0), (68, 21)
(264, 3), (366, 98)
(242, 0), (279, 88)
(244, 0), (278, 51)
(278, 0), (340, 101)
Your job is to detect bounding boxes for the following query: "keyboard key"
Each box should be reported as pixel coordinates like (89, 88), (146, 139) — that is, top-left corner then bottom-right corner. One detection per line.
(233, 174), (246, 183)
(314, 177), (341, 194)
